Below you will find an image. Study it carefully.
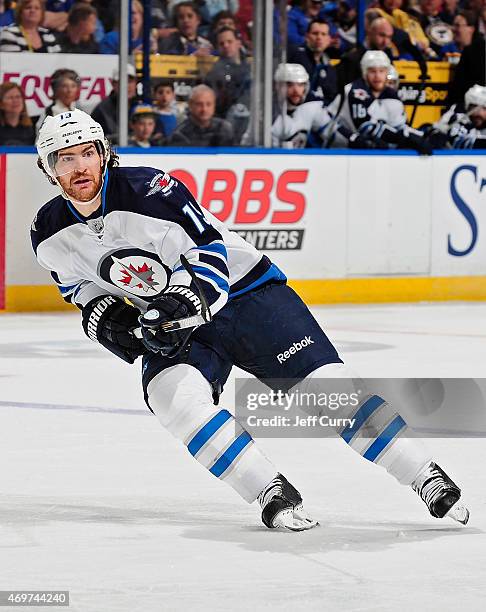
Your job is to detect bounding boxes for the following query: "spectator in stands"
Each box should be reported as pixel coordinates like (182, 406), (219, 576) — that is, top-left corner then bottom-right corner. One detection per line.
(441, 10), (480, 58)
(336, 16), (394, 91)
(44, 0), (103, 34)
(0, 1), (15, 27)
(376, 0), (432, 56)
(288, 18), (338, 104)
(208, 9), (238, 46)
(288, 0), (324, 48)
(333, 0), (358, 54)
(128, 103), (158, 148)
(166, 0), (239, 26)
(169, 84), (235, 146)
(201, 0), (239, 22)
(58, 2), (99, 53)
(205, 26), (251, 142)
(92, 0), (116, 35)
(91, 64), (138, 144)
(43, 0), (76, 32)
(0, 0), (61, 53)
(478, 2), (486, 36)
(446, 26), (486, 105)
(408, 0), (454, 56)
(235, 0), (252, 48)
(159, 2), (213, 55)
(440, 0), (459, 25)
(0, 82), (36, 145)
(153, 80), (180, 138)
(36, 69), (82, 130)
(100, 0), (149, 54)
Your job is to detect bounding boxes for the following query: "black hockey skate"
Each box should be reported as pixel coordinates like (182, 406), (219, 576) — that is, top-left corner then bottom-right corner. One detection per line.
(257, 474), (318, 531)
(411, 462), (469, 525)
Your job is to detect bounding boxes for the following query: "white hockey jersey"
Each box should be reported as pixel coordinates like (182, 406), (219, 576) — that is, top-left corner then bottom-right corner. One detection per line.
(31, 166), (286, 315)
(271, 101), (332, 148)
(326, 78), (407, 147)
(433, 104), (486, 147)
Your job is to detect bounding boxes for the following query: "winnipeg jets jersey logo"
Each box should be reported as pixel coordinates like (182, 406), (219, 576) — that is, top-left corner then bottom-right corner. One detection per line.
(145, 172), (176, 197)
(353, 89), (369, 101)
(112, 256), (159, 293)
(99, 249), (170, 300)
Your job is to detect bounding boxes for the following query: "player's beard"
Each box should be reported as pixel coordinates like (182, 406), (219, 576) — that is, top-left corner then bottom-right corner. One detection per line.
(470, 113), (486, 130)
(59, 169), (103, 204)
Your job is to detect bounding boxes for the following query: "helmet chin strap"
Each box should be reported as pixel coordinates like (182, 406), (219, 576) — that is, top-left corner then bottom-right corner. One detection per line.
(59, 181), (103, 208)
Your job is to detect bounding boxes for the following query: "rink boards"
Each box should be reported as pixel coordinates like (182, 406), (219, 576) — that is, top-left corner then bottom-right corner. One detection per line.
(1, 149), (485, 311)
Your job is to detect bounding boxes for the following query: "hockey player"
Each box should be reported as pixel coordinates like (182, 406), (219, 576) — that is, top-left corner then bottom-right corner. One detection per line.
(271, 63), (332, 149)
(324, 50), (430, 152)
(32, 110), (469, 531)
(431, 84), (486, 149)
(386, 64), (400, 91)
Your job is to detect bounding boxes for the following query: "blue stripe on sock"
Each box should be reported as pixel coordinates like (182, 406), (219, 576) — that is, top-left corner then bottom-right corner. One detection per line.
(363, 416), (407, 463)
(209, 431), (253, 478)
(341, 395), (386, 444)
(187, 410), (232, 457)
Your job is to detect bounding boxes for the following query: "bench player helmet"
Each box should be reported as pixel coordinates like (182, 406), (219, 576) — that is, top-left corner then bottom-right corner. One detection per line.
(465, 84), (486, 112)
(387, 65), (400, 89)
(274, 63), (310, 96)
(36, 109), (110, 204)
(360, 50), (391, 76)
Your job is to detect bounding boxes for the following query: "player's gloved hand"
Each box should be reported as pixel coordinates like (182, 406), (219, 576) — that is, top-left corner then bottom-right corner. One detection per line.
(448, 124), (473, 148)
(82, 295), (146, 364)
(358, 120), (386, 142)
(348, 132), (373, 149)
(452, 133), (476, 149)
(138, 286), (202, 357)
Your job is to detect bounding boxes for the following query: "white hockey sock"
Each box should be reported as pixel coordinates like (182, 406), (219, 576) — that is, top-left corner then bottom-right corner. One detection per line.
(147, 364), (277, 502)
(300, 363), (432, 486)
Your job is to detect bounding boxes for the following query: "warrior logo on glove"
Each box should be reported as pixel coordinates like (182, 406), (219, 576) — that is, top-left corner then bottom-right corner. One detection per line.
(139, 285), (203, 358)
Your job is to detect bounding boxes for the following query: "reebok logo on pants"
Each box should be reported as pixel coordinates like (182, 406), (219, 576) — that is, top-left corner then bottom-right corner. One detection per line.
(277, 336), (314, 363)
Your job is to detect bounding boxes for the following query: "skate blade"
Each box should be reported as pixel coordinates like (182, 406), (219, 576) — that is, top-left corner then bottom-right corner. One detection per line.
(445, 501), (470, 525)
(272, 506), (319, 532)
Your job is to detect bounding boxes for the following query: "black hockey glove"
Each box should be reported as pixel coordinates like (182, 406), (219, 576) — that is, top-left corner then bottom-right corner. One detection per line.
(138, 286), (202, 358)
(82, 296), (146, 364)
(348, 132), (374, 149)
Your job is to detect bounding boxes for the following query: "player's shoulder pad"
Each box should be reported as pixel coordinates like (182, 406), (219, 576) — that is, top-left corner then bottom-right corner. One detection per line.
(107, 165), (199, 222)
(30, 195), (77, 254)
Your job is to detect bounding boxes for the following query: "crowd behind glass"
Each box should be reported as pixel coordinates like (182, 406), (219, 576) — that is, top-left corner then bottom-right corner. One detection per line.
(0, 0), (485, 150)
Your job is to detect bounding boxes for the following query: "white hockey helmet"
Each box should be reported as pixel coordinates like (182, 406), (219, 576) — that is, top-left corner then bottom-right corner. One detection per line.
(36, 109), (110, 180)
(386, 64), (399, 89)
(464, 84), (486, 110)
(274, 63), (309, 84)
(360, 50), (391, 76)
(274, 63), (310, 99)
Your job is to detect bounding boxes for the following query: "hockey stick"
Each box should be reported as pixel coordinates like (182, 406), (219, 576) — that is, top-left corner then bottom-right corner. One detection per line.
(132, 253), (212, 340)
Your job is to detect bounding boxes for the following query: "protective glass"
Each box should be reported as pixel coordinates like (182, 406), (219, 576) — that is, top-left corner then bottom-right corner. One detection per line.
(48, 146), (100, 177)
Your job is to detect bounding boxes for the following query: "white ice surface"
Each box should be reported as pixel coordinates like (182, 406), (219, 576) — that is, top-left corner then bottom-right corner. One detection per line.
(0, 302), (485, 612)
